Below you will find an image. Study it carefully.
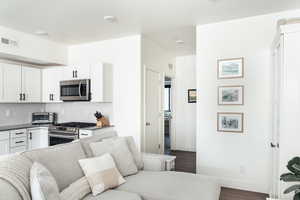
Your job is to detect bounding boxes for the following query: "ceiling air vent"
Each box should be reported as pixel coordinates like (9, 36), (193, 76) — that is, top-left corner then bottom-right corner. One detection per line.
(0, 37), (19, 48)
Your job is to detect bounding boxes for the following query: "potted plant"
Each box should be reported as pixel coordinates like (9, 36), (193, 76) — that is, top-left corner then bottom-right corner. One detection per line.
(280, 157), (300, 200)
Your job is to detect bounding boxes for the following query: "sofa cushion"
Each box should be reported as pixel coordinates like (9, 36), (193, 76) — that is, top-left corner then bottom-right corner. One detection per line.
(60, 176), (91, 200)
(22, 142), (86, 191)
(90, 138), (138, 177)
(82, 190), (142, 200)
(80, 131), (118, 157)
(117, 171), (220, 200)
(30, 162), (60, 200)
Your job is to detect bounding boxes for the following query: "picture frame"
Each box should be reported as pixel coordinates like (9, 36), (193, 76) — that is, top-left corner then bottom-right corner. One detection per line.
(217, 112), (244, 133)
(218, 85), (244, 105)
(217, 57), (244, 79)
(188, 89), (197, 103)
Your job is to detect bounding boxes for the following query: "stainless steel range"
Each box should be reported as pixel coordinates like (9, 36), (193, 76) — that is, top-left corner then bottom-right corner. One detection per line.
(49, 122), (96, 146)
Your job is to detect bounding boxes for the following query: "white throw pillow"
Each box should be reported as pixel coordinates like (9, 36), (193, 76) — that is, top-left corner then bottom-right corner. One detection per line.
(30, 162), (61, 200)
(78, 154), (126, 196)
(60, 176), (91, 200)
(90, 138), (138, 176)
(104, 136), (144, 170)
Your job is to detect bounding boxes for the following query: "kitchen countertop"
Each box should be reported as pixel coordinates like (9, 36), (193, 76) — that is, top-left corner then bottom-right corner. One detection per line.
(0, 124), (50, 132)
(0, 124), (114, 132)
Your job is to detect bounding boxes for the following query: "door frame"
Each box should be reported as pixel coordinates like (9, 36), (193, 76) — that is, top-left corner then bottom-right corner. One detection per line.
(142, 66), (164, 154)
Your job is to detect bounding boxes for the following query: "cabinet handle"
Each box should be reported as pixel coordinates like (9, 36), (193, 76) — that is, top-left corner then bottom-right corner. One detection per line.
(29, 132), (32, 140)
(72, 70), (75, 78)
(15, 141), (24, 144)
(49, 94), (52, 101)
(81, 133), (89, 136)
(22, 93), (26, 101)
(75, 70), (78, 78)
(19, 93), (22, 101)
(51, 94), (54, 101)
(15, 132), (24, 135)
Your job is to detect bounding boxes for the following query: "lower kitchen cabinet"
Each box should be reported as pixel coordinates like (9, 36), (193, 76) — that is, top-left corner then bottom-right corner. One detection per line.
(0, 140), (10, 156)
(28, 128), (49, 150)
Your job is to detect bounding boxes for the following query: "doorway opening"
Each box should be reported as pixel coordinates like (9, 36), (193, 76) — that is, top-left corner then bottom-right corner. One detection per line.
(164, 76), (172, 155)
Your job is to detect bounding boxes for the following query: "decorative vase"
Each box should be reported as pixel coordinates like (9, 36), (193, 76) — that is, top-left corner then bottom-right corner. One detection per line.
(96, 119), (103, 128)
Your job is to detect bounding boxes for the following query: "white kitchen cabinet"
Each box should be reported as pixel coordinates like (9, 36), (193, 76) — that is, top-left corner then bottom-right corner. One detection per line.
(90, 62), (113, 102)
(42, 67), (63, 102)
(79, 130), (93, 138)
(28, 128), (49, 150)
(63, 62), (90, 80)
(2, 63), (22, 102)
(21, 66), (41, 102)
(0, 64), (3, 100)
(0, 131), (10, 156)
(0, 140), (10, 156)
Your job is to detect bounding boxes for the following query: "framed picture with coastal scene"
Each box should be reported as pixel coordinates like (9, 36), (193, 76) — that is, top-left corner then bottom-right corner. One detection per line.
(218, 85), (244, 105)
(217, 57), (244, 79)
(217, 112), (244, 133)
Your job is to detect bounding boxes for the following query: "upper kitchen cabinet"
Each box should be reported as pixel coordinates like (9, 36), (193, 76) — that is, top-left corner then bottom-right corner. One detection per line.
(42, 67), (63, 102)
(21, 66), (41, 102)
(2, 63), (22, 102)
(63, 62), (90, 80)
(0, 64), (3, 100)
(90, 62), (113, 102)
(1, 63), (41, 103)
(0, 26), (68, 66)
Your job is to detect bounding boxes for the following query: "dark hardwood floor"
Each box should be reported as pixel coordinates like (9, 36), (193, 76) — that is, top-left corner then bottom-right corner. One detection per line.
(169, 150), (268, 200)
(220, 187), (268, 200)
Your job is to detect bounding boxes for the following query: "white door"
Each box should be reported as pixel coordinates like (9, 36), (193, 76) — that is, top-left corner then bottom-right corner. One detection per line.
(0, 140), (9, 155)
(2, 63), (22, 102)
(22, 66), (41, 102)
(28, 128), (49, 150)
(42, 67), (63, 102)
(145, 69), (163, 154)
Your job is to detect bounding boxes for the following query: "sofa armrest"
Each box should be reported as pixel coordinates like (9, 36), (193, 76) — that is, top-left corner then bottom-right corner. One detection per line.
(142, 153), (176, 171)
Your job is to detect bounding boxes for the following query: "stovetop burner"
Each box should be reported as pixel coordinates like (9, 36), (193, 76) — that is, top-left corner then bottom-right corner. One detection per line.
(55, 122), (96, 128)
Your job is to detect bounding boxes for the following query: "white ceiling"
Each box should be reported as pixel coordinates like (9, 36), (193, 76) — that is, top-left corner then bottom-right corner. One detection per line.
(0, 0), (300, 56)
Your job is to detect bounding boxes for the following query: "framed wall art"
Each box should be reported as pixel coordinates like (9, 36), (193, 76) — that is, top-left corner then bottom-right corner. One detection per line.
(188, 89), (197, 103)
(217, 112), (244, 133)
(217, 57), (244, 79)
(218, 85), (244, 105)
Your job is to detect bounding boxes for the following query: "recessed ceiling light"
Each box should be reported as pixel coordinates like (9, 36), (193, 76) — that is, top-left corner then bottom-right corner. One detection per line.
(104, 16), (117, 23)
(35, 30), (48, 36)
(175, 40), (184, 44)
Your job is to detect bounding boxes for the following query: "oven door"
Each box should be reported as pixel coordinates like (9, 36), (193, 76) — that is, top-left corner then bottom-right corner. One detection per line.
(48, 133), (77, 146)
(60, 79), (90, 101)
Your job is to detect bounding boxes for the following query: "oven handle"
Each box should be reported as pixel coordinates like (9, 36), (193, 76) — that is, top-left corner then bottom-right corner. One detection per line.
(49, 133), (77, 139)
(79, 81), (82, 98)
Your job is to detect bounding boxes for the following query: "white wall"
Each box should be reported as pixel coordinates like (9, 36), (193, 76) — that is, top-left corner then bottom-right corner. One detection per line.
(68, 35), (142, 148)
(174, 55), (196, 152)
(196, 9), (300, 193)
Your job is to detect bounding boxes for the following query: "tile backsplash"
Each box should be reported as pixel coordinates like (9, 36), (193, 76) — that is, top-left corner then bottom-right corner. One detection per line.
(0, 104), (45, 126)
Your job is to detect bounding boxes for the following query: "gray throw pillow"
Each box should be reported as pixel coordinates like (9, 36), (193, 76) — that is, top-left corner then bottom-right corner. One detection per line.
(30, 162), (61, 200)
(90, 138), (138, 176)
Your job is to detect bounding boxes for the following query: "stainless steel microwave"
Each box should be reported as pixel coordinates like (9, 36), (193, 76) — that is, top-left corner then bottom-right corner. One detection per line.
(32, 112), (57, 125)
(60, 79), (91, 101)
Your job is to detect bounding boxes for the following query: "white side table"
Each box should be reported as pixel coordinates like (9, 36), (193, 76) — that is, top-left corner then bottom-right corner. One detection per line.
(142, 153), (176, 171)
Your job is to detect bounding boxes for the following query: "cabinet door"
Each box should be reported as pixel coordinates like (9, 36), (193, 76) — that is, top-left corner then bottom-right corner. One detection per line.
(28, 128), (49, 150)
(0, 140), (10, 156)
(62, 66), (76, 80)
(90, 62), (113, 102)
(2, 63), (22, 102)
(42, 67), (63, 102)
(63, 62), (90, 80)
(22, 66), (41, 102)
(0, 64), (3, 101)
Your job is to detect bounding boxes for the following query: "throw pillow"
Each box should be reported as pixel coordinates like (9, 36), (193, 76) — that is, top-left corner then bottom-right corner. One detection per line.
(60, 176), (91, 200)
(30, 162), (61, 200)
(104, 136), (144, 170)
(78, 154), (126, 196)
(90, 138), (138, 176)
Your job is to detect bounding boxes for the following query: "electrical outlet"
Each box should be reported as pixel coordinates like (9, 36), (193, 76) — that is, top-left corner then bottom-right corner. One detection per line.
(5, 109), (10, 117)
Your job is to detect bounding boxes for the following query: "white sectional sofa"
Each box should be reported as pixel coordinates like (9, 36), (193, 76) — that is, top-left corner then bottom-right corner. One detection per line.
(0, 131), (220, 200)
